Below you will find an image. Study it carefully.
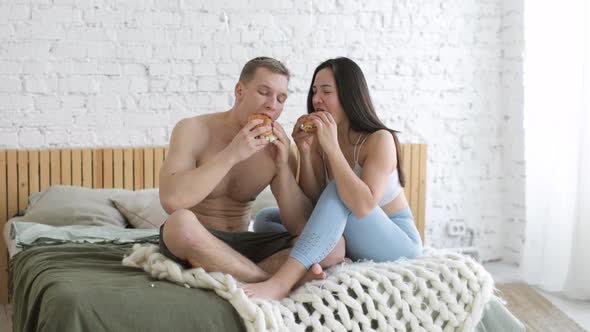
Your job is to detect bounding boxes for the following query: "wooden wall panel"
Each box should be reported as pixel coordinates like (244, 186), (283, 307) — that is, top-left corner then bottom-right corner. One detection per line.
(6, 151), (17, 220)
(82, 149), (92, 188)
(154, 148), (164, 188)
(60, 150), (71, 186)
(133, 149), (143, 190)
(113, 149), (123, 188)
(144, 148), (154, 189)
(0, 151), (6, 225)
(28, 150), (39, 195)
(50, 150), (60, 185)
(103, 149), (113, 189)
(0, 151), (6, 305)
(17, 151), (28, 213)
(93, 149), (103, 189)
(71, 149), (81, 187)
(39, 151), (49, 192)
(123, 149), (133, 190)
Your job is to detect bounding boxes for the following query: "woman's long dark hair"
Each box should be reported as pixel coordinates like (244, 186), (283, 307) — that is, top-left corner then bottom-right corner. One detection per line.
(306, 57), (405, 187)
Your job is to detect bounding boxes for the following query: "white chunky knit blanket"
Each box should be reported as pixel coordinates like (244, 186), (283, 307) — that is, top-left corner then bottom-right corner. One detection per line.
(123, 244), (494, 332)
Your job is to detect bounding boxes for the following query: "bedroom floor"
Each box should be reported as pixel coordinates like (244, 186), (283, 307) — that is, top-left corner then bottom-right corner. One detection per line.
(1, 263), (588, 332)
(485, 261), (590, 331)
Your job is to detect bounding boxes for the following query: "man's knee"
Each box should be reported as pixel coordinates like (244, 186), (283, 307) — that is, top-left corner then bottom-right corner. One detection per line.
(163, 209), (207, 254)
(319, 237), (346, 268)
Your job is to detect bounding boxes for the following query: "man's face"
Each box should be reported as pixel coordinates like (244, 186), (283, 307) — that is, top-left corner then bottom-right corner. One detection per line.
(235, 67), (289, 121)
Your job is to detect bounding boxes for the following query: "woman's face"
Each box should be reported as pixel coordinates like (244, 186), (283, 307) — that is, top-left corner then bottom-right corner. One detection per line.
(311, 68), (346, 124)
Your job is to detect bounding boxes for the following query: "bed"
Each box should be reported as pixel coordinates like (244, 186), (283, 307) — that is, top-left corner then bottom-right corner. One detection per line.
(0, 145), (523, 331)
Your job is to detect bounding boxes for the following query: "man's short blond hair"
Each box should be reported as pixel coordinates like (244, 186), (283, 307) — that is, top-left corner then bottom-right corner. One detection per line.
(239, 57), (290, 84)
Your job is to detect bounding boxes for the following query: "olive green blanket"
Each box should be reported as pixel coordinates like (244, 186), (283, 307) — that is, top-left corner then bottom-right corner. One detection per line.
(10, 243), (245, 332)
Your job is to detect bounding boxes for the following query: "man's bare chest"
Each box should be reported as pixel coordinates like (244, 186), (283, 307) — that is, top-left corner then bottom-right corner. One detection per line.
(199, 147), (276, 202)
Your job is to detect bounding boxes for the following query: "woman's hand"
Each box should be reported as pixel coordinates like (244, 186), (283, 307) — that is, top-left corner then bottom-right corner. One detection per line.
(292, 115), (315, 155)
(308, 111), (339, 153)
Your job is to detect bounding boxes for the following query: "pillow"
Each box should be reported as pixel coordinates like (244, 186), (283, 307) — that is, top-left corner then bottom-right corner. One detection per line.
(110, 189), (169, 229)
(19, 185), (127, 227)
(15, 191), (45, 216)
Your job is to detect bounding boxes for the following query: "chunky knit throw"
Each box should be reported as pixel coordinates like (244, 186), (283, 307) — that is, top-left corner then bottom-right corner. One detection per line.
(123, 244), (493, 332)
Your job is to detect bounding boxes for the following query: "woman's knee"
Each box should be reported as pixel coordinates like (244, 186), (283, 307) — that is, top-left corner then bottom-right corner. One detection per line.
(253, 207), (286, 233)
(323, 181), (338, 196)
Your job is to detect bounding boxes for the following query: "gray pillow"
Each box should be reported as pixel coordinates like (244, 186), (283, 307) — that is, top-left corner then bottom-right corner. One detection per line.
(110, 189), (169, 229)
(19, 185), (127, 227)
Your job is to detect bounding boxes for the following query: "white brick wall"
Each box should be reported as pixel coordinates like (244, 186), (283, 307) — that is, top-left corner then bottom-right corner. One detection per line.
(0, 0), (525, 263)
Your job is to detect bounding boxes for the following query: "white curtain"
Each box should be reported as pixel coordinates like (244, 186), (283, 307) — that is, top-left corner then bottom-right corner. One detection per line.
(521, 0), (590, 300)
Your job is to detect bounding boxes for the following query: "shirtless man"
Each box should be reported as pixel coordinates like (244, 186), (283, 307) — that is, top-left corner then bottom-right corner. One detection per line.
(158, 57), (345, 284)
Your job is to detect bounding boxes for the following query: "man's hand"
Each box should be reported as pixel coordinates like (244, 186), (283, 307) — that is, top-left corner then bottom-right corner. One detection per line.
(292, 115), (315, 155)
(270, 121), (291, 170)
(225, 119), (271, 163)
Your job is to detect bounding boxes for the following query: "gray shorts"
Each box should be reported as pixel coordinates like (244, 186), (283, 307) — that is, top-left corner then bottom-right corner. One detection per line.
(159, 222), (295, 269)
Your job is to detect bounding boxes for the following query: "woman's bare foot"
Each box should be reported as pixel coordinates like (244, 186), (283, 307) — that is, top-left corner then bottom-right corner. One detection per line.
(241, 278), (292, 300)
(242, 264), (326, 300)
(293, 263), (326, 288)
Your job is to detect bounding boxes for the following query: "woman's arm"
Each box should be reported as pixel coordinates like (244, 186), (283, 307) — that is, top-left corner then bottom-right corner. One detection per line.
(292, 115), (325, 204)
(327, 130), (397, 219)
(267, 122), (313, 235)
(270, 146), (314, 235)
(297, 142), (325, 204)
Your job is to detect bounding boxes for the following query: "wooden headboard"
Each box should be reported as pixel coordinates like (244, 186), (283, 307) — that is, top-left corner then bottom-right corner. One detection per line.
(0, 144), (426, 304)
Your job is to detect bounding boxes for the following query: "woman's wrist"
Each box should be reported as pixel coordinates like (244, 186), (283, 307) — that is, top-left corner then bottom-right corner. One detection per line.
(325, 146), (344, 163)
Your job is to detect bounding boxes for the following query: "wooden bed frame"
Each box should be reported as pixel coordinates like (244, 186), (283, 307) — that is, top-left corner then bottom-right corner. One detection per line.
(0, 144), (426, 304)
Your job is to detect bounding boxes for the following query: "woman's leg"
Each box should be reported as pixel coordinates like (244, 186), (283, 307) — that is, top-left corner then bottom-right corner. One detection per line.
(243, 182), (347, 299)
(289, 181), (349, 268)
(344, 207), (422, 262)
(252, 207), (287, 233)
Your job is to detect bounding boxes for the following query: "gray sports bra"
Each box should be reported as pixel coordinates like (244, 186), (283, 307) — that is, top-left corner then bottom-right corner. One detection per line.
(323, 134), (402, 206)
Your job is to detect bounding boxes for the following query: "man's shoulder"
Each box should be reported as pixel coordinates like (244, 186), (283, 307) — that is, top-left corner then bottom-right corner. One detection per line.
(173, 114), (220, 138)
(169, 114), (216, 154)
(174, 114), (209, 129)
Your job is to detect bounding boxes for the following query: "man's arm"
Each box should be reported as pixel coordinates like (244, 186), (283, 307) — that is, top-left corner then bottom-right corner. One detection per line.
(159, 117), (271, 213)
(159, 118), (236, 213)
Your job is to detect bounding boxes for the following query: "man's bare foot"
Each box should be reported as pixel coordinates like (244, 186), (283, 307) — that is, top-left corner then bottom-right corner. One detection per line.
(241, 264), (326, 300)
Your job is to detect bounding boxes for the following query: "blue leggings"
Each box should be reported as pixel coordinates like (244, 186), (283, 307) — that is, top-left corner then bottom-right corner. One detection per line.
(253, 182), (423, 269)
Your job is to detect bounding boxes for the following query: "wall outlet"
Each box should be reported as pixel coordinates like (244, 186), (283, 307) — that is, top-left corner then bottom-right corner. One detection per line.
(447, 221), (466, 237)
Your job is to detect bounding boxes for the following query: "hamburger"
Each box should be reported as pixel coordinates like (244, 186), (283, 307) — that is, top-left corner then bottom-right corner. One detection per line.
(248, 114), (277, 142)
(299, 121), (317, 133)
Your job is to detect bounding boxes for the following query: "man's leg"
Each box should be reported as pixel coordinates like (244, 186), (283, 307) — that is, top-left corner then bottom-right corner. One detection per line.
(162, 209), (269, 283)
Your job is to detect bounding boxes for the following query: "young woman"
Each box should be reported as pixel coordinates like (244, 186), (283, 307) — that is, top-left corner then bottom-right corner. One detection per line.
(245, 57), (422, 300)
